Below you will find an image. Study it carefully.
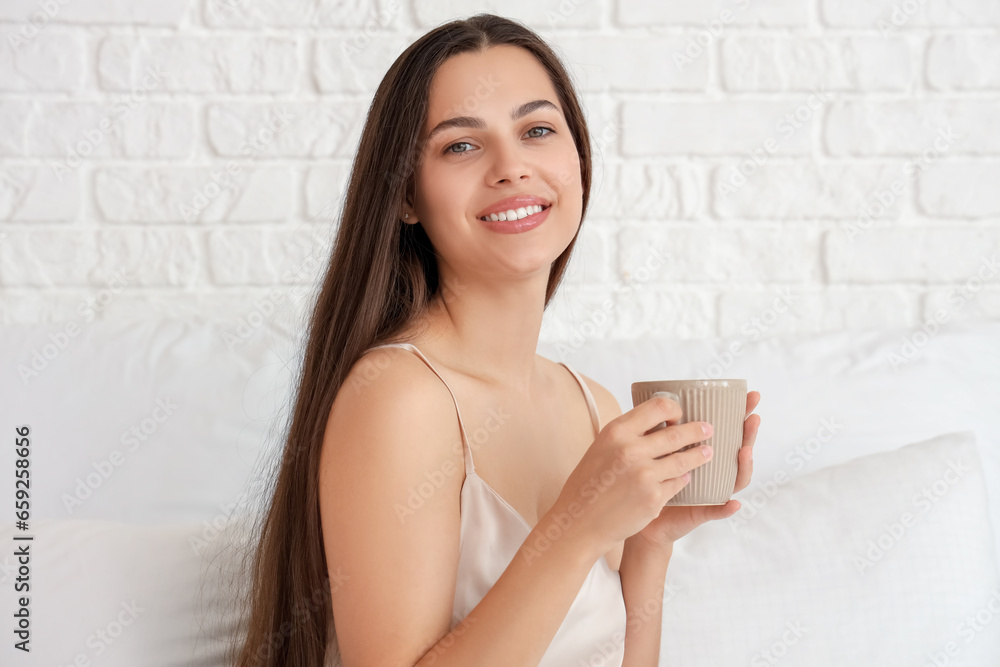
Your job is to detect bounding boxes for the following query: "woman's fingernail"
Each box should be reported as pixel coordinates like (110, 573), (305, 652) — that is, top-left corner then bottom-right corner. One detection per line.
(702, 422), (713, 436)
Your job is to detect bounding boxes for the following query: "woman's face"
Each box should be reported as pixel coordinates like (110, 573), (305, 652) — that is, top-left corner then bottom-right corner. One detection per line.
(410, 44), (584, 283)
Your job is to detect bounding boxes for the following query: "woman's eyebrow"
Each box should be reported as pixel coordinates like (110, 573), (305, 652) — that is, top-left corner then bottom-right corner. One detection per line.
(424, 99), (560, 143)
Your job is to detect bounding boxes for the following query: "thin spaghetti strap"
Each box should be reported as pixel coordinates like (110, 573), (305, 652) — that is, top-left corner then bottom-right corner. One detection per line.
(558, 361), (601, 437)
(363, 343), (476, 476)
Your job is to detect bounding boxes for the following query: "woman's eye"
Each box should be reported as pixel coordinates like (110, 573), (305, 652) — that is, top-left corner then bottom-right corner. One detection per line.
(445, 141), (474, 155)
(526, 126), (554, 139)
(444, 125), (555, 155)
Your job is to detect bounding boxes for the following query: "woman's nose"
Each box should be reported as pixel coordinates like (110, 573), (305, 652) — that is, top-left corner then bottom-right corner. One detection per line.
(488, 139), (533, 183)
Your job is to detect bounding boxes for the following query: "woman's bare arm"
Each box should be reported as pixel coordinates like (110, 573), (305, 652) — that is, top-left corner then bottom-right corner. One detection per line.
(414, 506), (602, 666)
(619, 539), (671, 666)
(319, 349), (606, 666)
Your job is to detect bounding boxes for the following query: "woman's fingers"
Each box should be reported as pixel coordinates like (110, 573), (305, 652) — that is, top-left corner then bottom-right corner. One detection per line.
(622, 393), (684, 437)
(745, 390), (760, 419)
(625, 390), (758, 490)
(685, 500), (742, 529)
(734, 438), (754, 493)
(650, 420), (712, 460)
(733, 413), (760, 493)
(734, 390), (761, 493)
(653, 435), (713, 481)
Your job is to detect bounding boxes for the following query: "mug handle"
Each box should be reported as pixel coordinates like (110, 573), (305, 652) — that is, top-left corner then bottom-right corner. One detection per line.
(648, 391), (680, 433)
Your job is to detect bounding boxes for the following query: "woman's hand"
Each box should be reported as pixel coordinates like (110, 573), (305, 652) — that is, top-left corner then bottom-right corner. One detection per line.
(629, 390), (761, 553)
(552, 393), (730, 561)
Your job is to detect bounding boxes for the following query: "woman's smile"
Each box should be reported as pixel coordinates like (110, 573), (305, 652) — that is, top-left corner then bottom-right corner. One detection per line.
(477, 203), (552, 234)
(474, 192), (554, 233)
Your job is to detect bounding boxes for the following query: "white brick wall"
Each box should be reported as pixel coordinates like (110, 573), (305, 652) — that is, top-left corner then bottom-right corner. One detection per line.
(1, 0), (998, 343)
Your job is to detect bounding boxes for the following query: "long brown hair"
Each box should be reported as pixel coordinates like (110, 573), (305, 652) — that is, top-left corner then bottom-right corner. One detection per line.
(229, 13), (593, 666)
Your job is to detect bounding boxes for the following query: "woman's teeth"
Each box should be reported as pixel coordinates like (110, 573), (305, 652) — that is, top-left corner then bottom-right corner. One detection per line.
(479, 204), (545, 222)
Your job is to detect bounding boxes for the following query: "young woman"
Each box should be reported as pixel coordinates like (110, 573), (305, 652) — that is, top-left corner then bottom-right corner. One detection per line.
(232, 13), (761, 667)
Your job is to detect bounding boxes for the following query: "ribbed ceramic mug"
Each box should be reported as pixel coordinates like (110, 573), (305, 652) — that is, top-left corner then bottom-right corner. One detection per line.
(631, 380), (747, 506)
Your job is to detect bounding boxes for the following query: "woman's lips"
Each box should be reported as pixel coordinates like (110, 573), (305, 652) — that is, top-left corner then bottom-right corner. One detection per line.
(478, 205), (551, 234)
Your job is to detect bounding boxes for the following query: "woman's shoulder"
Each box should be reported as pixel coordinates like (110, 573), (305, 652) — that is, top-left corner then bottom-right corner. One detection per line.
(324, 343), (465, 480)
(539, 355), (624, 430)
(340, 341), (451, 410)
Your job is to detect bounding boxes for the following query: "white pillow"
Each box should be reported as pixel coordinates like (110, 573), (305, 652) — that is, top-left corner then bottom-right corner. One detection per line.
(660, 431), (1000, 666)
(541, 323), (1000, 562)
(0, 516), (252, 667)
(2, 432), (996, 666)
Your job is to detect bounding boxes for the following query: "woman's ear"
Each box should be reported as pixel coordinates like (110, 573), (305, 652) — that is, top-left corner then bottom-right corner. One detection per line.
(400, 181), (418, 223)
(400, 204), (418, 224)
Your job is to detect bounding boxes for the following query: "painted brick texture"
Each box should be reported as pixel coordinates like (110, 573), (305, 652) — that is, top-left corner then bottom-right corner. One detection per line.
(0, 0), (997, 342)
